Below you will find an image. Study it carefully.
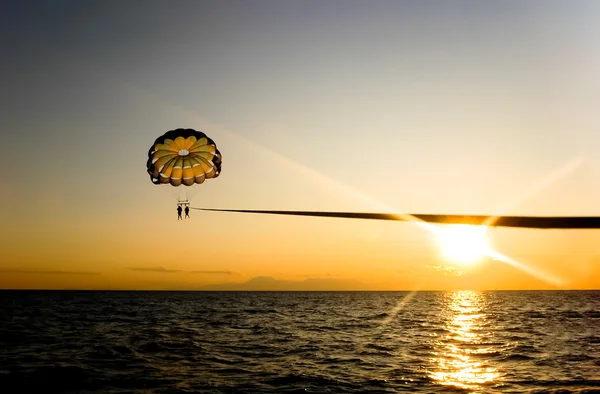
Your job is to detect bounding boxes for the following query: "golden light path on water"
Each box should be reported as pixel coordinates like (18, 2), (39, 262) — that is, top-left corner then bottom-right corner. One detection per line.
(429, 290), (502, 391)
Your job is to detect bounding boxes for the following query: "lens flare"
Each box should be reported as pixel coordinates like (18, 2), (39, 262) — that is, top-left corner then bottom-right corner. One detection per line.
(435, 225), (491, 267)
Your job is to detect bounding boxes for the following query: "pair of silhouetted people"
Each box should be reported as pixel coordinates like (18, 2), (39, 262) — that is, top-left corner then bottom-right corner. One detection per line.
(177, 205), (190, 220)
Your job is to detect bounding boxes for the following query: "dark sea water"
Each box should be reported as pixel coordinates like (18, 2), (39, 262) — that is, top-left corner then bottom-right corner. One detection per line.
(0, 291), (599, 393)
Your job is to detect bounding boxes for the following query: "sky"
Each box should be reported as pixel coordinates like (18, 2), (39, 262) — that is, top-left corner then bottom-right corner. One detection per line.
(2, 0), (600, 290)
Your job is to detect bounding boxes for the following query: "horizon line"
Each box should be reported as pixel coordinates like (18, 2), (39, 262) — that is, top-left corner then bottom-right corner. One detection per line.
(1, 288), (598, 292)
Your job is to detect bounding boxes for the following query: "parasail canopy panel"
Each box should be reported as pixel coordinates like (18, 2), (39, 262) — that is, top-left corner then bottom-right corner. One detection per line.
(146, 128), (222, 187)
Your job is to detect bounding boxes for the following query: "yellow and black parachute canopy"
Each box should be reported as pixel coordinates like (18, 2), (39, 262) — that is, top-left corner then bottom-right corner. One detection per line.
(146, 128), (222, 186)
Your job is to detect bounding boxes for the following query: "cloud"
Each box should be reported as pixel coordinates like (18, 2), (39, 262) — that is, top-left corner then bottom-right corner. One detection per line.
(129, 267), (240, 275)
(295, 272), (335, 278)
(129, 266), (181, 273)
(189, 270), (240, 276)
(199, 276), (369, 291)
(426, 265), (465, 276)
(0, 269), (100, 275)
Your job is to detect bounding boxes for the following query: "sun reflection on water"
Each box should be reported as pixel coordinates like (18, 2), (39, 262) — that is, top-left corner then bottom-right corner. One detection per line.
(429, 290), (502, 392)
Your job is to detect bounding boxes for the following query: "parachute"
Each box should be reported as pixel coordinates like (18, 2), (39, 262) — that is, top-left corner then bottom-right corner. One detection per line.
(147, 128), (222, 203)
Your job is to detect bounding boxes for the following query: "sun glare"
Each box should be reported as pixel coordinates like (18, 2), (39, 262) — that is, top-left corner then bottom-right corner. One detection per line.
(435, 225), (490, 266)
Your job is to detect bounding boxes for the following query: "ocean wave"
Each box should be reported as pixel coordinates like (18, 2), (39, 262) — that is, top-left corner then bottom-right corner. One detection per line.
(1, 290), (599, 393)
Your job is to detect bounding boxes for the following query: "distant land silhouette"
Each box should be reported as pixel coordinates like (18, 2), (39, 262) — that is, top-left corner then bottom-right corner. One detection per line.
(199, 276), (369, 291)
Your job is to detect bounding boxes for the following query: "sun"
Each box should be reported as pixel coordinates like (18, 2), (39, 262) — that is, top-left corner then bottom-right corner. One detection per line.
(435, 225), (491, 266)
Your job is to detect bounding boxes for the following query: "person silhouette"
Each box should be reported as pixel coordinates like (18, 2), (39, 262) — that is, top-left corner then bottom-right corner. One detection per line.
(184, 206), (190, 219)
(177, 205), (183, 220)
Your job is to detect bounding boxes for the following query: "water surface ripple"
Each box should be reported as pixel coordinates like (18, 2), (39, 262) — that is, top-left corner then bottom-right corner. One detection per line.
(0, 290), (599, 393)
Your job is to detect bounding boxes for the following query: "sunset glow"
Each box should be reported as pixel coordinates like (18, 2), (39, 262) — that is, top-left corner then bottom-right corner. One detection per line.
(2, 1), (600, 290)
(435, 225), (491, 267)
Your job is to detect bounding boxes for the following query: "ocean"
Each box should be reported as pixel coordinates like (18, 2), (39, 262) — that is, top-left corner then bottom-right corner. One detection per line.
(0, 290), (599, 393)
